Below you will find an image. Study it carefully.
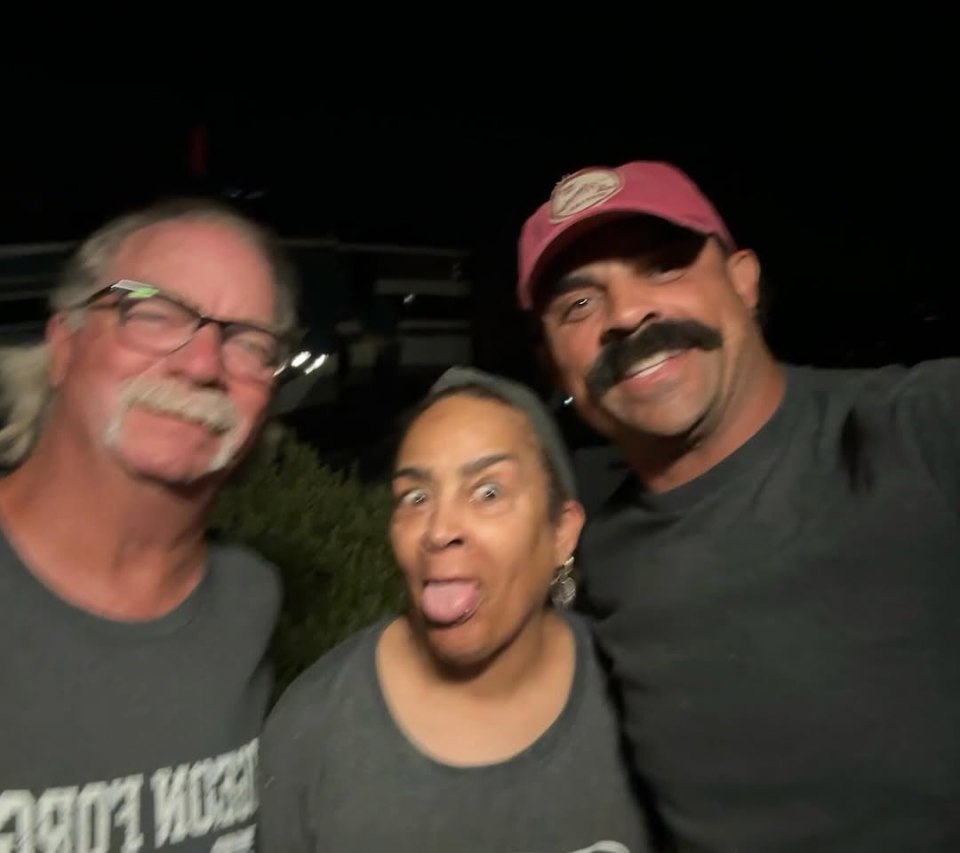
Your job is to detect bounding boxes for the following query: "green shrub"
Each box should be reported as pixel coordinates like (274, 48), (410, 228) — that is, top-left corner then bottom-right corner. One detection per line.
(210, 433), (406, 699)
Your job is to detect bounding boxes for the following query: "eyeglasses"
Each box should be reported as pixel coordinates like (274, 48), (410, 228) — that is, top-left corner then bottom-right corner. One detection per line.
(73, 280), (290, 382)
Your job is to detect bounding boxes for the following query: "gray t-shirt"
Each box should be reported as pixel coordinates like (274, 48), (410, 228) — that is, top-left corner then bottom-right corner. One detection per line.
(258, 612), (652, 853)
(0, 530), (281, 853)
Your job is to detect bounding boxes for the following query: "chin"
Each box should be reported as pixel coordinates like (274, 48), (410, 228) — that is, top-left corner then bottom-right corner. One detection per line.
(120, 454), (223, 488)
(423, 625), (499, 672)
(598, 396), (709, 441)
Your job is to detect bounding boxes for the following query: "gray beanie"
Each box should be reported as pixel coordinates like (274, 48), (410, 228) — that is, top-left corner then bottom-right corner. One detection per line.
(429, 366), (578, 501)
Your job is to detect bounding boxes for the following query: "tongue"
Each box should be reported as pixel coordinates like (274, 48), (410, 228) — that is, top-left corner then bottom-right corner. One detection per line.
(421, 580), (481, 626)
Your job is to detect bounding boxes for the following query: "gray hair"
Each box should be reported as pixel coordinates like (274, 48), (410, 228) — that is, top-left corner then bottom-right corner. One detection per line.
(0, 197), (300, 469)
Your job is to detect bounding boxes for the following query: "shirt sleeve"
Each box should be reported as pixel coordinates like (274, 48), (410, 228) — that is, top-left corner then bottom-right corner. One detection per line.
(890, 357), (960, 510)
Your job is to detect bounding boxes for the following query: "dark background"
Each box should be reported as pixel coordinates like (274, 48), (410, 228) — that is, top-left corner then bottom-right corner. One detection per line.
(2, 83), (954, 468)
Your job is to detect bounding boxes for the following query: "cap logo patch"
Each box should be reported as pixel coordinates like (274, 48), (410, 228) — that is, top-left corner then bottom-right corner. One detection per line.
(549, 169), (622, 222)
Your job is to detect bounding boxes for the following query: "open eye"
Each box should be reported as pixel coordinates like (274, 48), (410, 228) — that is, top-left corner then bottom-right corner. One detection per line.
(394, 488), (430, 510)
(560, 295), (595, 322)
(472, 482), (501, 502)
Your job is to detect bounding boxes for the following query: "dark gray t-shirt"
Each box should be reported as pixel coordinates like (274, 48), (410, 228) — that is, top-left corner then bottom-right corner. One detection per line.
(576, 359), (960, 852)
(0, 530), (281, 853)
(258, 612), (652, 853)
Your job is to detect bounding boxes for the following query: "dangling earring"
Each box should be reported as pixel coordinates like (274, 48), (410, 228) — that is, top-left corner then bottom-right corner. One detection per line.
(550, 556), (576, 609)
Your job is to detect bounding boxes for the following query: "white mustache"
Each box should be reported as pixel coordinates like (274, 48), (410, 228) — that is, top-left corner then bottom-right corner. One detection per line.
(117, 377), (239, 434)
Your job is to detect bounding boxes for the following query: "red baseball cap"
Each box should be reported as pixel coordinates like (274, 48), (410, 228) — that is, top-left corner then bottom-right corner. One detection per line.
(517, 161), (735, 310)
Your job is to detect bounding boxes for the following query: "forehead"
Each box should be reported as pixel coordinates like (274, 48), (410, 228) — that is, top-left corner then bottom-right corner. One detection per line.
(399, 395), (539, 469)
(536, 216), (708, 300)
(109, 219), (277, 322)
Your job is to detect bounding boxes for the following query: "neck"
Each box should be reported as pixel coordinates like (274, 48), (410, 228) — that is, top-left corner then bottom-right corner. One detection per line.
(0, 423), (218, 619)
(626, 355), (787, 494)
(411, 608), (565, 701)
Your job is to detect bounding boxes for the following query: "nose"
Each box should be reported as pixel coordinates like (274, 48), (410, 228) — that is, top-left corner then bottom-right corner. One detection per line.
(166, 323), (226, 386)
(422, 496), (465, 552)
(602, 273), (662, 341)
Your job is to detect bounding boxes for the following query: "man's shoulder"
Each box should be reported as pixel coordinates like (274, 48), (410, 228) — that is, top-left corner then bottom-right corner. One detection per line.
(785, 358), (959, 424)
(208, 538), (280, 585)
(786, 357), (958, 398)
(205, 539), (283, 617)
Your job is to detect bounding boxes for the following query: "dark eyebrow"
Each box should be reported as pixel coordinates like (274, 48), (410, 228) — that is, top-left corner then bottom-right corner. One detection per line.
(392, 453), (517, 483)
(461, 453), (516, 477)
(550, 271), (602, 298)
(393, 465), (429, 482)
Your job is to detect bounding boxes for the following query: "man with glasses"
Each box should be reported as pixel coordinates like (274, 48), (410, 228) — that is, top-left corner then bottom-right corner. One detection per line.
(0, 199), (298, 852)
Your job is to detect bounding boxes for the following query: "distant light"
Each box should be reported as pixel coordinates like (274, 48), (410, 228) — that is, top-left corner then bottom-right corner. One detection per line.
(403, 294), (415, 305)
(304, 353), (329, 375)
(563, 396), (574, 406)
(291, 350), (311, 368)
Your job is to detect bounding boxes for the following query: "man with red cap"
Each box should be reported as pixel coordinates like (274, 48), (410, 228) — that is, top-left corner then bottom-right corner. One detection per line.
(518, 161), (960, 852)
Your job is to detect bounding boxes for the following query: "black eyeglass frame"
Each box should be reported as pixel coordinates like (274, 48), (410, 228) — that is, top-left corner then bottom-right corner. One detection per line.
(71, 279), (291, 379)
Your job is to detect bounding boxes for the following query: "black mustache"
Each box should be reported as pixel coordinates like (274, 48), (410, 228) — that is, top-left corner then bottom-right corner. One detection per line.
(585, 320), (723, 399)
